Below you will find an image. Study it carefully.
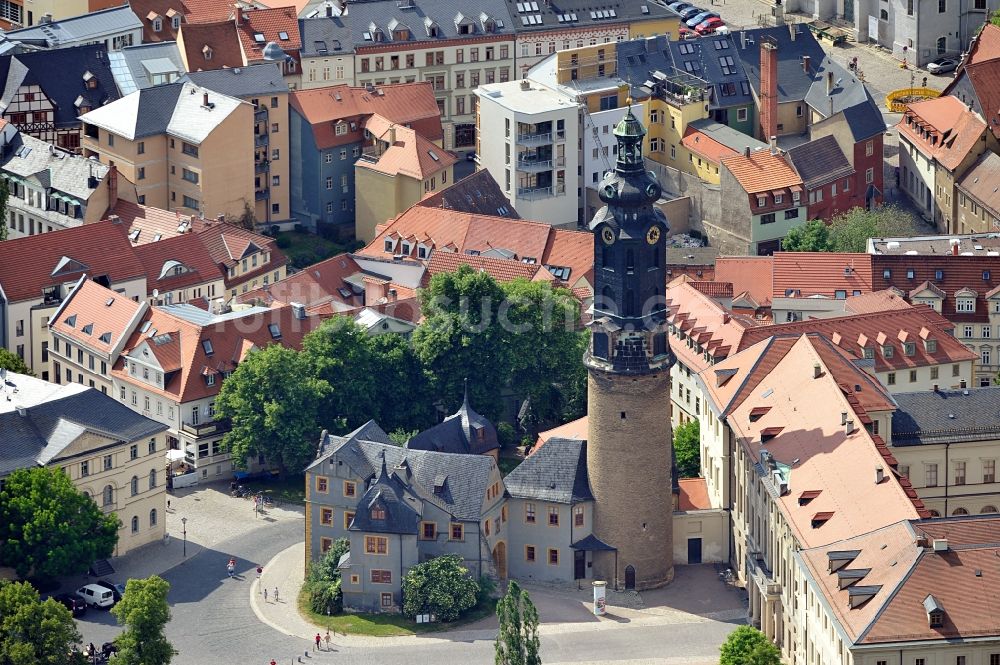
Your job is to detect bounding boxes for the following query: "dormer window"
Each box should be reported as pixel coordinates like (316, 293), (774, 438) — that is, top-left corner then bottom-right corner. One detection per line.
(153, 17), (162, 32)
(172, 15), (181, 29)
(371, 506), (386, 520)
(903, 342), (915, 356)
(384, 239), (395, 253)
(203, 45), (213, 60)
(925, 339), (938, 353)
(924, 595), (945, 628)
(882, 345), (894, 358)
(957, 297), (975, 313)
(206, 374), (215, 386)
(862, 346), (874, 359)
(757, 195), (766, 208)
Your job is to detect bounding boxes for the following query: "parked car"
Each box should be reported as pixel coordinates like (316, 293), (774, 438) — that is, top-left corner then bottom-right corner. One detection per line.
(52, 593), (87, 616)
(686, 10), (720, 27)
(668, 1), (692, 11)
(926, 57), (958, 74)
(76, 584), (115, 609)
(678, 6), (704, 20)
(94, 579), (126, 603)
(695, 16), (725, 34)
(678, 26), (700, 39)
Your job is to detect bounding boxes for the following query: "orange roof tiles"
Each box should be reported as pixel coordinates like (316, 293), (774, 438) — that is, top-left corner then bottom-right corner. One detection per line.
(772, 252), (873, 299)
(533, 415), (588, 453)
(183, 0), (237, 22)
(113, 200), (205, 246)
(195, 222), (287, 287)
(714, 256), (774, 307)
(179, 21), (245, 71)
(240, 253), (364, 311)
(129, 0), (189, 42)
(682, 127), (739, 164)
(677, 478), (711, 511)
(963, 23), (1000, 67)
(426, 251), (542, 283)
(50, 279), (145, 355)
(844, 289), (912, 315)
(133, 232), (221, 294)
(721, 150), (803, 194)
(963, 61), (1000, 140)
(236, 6), (301, 63)
(897, 96), (987, 170)
(356, 123), (457, 180)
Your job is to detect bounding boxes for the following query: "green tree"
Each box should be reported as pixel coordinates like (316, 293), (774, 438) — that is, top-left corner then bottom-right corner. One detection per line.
(0, 179), (9, 242)
(111, 576), (175, 665)
(719, 625), (781, 665)
(0, 347), (32, 376)
(388, 428), (419, 446)
(780, 219), (831, 252)
(0, 467), (118, 580)
(674, 419), (701, 478)
(494, 580), (541, 665)
(368, 333), (436, 432)
(301, 317), (378, 432)
(827, 205), (915, 252)
(305, 539), (349, 615)
(0, 580), (81, 664)
(991, 8), (1000, 25)
(214, 344), (330, 474)
(307, 538), (350, 584)
(401, 554), (479, 622)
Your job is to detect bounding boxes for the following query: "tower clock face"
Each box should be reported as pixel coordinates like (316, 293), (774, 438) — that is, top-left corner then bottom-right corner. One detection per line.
(603, 184), (617, 200)
(601, 227), (616, 245)
(646, 225), (661, 245)
(645, 183), (661, 200)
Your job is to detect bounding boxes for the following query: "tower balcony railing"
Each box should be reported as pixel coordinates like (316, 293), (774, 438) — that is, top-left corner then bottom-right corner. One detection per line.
(516, 158), (552, 172)
(516, 131), (552, 146)
(517, 184), (565, 199)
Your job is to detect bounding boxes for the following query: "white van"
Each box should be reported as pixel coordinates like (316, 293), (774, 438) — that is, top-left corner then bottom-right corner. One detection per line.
(76, 584), (115, 608)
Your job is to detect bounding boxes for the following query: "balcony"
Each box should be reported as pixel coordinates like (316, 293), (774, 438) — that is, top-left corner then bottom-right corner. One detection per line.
(516, 131), (552, 146)
(516, 158), (552, 172)
(517, 185), (566, 199)
(254, 134), (269, 148)
(254, 107), (268, 121)
(180, 420), (231, 438)
(255, 189), (270, 201)
(255, 161), (270, 174)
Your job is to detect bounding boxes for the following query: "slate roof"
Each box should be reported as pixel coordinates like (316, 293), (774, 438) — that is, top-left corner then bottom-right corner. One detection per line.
(841, 92), (887, 142)
(666, 33), (753, 111)
(956, 151), (1000, 215)
(350, 453), (422, 534)
(0, 44), (120, 130)
(737, 25), (826, 103)
(891, 387), (1000, 446)
(787, 135), (854, 189)
(504, 437), (592, 504)
(1, 132), (110, 203)
(297, 0), (516, 54)
(107, 42), (186, 94)
(5, 6), (142, 49)
(311, 431), (496, 522)
(184, 63), (286, 98)
(684, 118), (767, 160)
(504, 0), (672, 33)
(0, 373), (167, 477)
(416, 169), (519, 219)
(802, 55), (868, 120)
(178, 21), (245, 71)
(406, 388), (500, 455)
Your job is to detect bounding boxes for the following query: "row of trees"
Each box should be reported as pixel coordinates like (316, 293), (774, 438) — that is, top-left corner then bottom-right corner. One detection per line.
(780, 206), (916, 253)
(216, 265), (587, 474)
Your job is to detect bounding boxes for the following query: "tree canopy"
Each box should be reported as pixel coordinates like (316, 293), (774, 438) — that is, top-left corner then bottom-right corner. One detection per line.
(111, 576), (175, 665)
(778, 206), (916, 253)
(495, 580), (541, 665)
(401, 554), (479, 622)
(673, 419), (701, 478)
(780, 219), (830, 252)
(214, 343), (330, 474)
(0, 580), (81, 665)
(720, 626), (781, 665)
(0, 467), (118, 580)
(0, 347), (32, 376)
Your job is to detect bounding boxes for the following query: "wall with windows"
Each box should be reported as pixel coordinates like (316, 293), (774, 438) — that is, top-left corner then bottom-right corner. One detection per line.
(506, 497), (594, 583)
(353, 160), (453, 243)
(893, 437), (1000, 517)
(876, 359), (973, 394)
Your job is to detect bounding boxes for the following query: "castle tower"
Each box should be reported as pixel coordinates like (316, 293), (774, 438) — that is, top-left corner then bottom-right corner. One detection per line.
(584, 104), (675, 591)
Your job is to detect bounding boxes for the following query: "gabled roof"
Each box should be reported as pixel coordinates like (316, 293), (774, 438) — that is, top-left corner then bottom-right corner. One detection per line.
(129, 0), (191, 43)
(840, 92), (888, 142)
(802, 55), (869, 120)
(1, 132), (110, 204)
(356, 121), (457, 180)
(113, 199), (204, 245)
(184, 62), (286, 98)
(715, 256), (774, 307)
(963, 22), (1000, 66)
(787, 135), (854, 189)
(683, 119), (767, 164)
(721, 150), (802, 195)
(0, 45), (120, 129)
(896, 95), (987, 171)
(891, 386), (1000, 446)
(49, 278), (145, 355)
(874, 254), (1000, 324)
(533, 415), (586, 451)
(772, 252), (872, 299)
(133, 231), (220, 293)
(955, 151), (1000, 215)
(235, 6), (302, 63)
(177, 21), (245, 71)
(657, 33), (754, 111)
(736, 25), (826, 103)
(505, 0), (673, 32)
(666, 277), (760, 373)
(426, 251), (544, 284)
(0, 219), (143, 303)
(505, 437), (592, 504)
(5, 6), (143, 48)
(107, 42), (186, 95)
(240, 252), (364, 310)
(350, 454), (422, 534)
(195, 222), (287, 286)
(844, 289), (912, 315)
(416, 169), (519, 219)
(406, 387), (499, 455)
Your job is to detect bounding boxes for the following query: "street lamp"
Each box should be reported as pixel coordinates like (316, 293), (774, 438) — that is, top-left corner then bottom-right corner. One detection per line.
(181, 517), (187, 557)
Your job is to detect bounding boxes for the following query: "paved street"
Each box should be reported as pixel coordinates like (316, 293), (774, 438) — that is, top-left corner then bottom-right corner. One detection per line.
(71, 482), (745, 665)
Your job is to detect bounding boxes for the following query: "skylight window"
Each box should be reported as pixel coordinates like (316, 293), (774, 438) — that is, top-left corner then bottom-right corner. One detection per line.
(140, 321), (151, 333)
(268, 323), (282, 339)
(82, 323), (94, 335)
(279, 31), (289, 40)
(254, 32), (266, 43)
(202, 340), (214, 356)
(428, 150), (439, 161)
(65, 315), (77, 328)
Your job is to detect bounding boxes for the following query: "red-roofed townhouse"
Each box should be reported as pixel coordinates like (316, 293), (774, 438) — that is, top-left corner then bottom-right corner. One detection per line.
(234, 6), (301, 83)
(289, 82), (444, 235)
(194, 221), (288, 299)
(786, 135), (857, 221)
(718, 148), (806, 255)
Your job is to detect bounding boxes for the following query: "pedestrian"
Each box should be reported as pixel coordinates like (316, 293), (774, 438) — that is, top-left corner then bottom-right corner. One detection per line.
(315, 633), (321, 651)
(263, 587), (268, 602)
(324, 630), (331, 650)
(274, 586), (279, 602)
(167, 499), (171, 511)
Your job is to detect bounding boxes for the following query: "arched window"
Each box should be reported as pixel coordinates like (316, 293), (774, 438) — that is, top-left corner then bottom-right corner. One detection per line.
(929, 510), (941, 517)
(131, 516), (139, 533)
(131, 476), (139, 496)
(149, 469), (157, 489)
(103, 485), (114, 506)
(149, 509), (157, 527)
(952, 507), (969, 515)
(982, 505), (998, 514)
(879, 8), (888, 19)
(601, 285), (616, 315)
(936, 36), (947, 55)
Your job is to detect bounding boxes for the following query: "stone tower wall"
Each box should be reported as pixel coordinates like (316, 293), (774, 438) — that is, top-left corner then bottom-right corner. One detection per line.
(587, 367), (674, 590)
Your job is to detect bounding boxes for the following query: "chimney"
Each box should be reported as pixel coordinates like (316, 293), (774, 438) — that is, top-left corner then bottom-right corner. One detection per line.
(802, 55), (810, 73)
(876, 467), (885, 484)
(388, 125), (397, 144)
(841, 411), (848, 425)
(740, 30), (746, 49)
(759, 39), (778, 142)
(845, 419), (855, 435)
(915, 536), (929, 548)
(789, 23), (797, 41)
(769, 135), (778, 155)
(216, 213), (225, 224)
(108, 214), (121, 225)
(203, 92), (210, 107)
(40, 12), (52, 23)
(826, 71), (834, 95)
(744, 146), (751, 158)
(520, 78), (530, 91)
(107, 164), (118, 204)
(15, 405), (26, 417)
(813, 363), (822, 379)
(290, 302), (306, 320)
(388, 288), (398, 302)
(951, 238), (960, 255)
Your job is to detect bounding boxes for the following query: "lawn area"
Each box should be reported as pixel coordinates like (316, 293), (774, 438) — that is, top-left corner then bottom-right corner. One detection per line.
(274, 231), (360, 270)
(239, 473), (306, 505)
(298, 589), (496, 637)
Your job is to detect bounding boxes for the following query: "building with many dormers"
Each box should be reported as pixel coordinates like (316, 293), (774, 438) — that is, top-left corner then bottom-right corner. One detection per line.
(0, 371), (168, 557)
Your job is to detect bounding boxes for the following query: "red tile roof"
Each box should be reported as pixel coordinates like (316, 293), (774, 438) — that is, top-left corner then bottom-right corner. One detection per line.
(844, 289), (912, 314)
(714, 256), (774, 307)
(873, 254), (1000, 324)
(682, 126), (739, 164)
(356, 121), (457, 180)
(239, 253), (364, 311)
(179, 21), (245, 71)
(183, 0), (237, 22)
(532, 416), (587, 453)
(129, 0), (189, 42)
(49, 279), (145, 355)
(112, 200), (205, 246)
(896, 96), (987, 171)
(677, 478), (711, 511)
(426, 251), (543, 284)
(963, 23), (1000, 67)
(133, 232), (222, 294)
(195, 222), (287, 287)
(290, 83), (443, 149)
(962, 61), (1000, 140)
(721, 150), (803, 194)
(235, 6), (301, 63)
(0, 219), (144, 303)
(772, 252), (873, 299)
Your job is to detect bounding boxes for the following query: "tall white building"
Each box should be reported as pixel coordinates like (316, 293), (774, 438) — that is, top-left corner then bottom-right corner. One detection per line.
(475, 79), (580, 228)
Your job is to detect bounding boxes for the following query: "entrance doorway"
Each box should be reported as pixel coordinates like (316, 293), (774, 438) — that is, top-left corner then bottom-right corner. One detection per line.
(574, 550), (586, 580)
(624, 565), (636, 590)
(688, 538), (703, 564)
(492, 541), (507, 579)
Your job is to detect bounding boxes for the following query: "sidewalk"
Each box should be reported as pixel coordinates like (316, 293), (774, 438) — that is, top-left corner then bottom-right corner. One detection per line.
(253, 542), (735, 650)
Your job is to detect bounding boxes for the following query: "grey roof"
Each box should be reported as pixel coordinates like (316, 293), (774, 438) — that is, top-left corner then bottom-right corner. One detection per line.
(419, 169), (520, 219)
(736, 25), (826, 103)
(406, 389), (499, 455)
(666, 245), (718, 266)
(787, 134), (854, 189)
(107, 42), (185, 95)
(0, 378), (167, 477)
(184, 63), (286, 99)
(570, 533), (616, 551)
(503, 0), (673, 33)
(840, 91), (887, 142)
(5, 6), (142, 49)
(297, 0), (516, 55)
(1, 133), (109, 203)
(802, 55), (868, 120)
(310, 430), (495, 521)
(350, 453), (422, 534)
(344, 419), (395, 445)
(504, 437), (593, 504)
(891, 387), (1000, 446)
(0, 44), (120, 128)
(687, 118), (767, 153)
